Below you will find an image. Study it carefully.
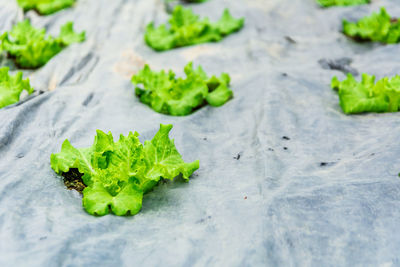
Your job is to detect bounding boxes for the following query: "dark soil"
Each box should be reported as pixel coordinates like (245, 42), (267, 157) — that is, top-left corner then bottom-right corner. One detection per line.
(62, 168), (86, 193)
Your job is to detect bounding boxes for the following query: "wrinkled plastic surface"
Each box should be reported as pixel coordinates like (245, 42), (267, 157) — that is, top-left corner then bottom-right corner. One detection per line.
(1, 0), (400, 266)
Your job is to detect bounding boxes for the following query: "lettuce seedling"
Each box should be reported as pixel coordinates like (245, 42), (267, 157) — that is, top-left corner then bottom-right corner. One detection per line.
(131, 62), (233, 116)
(17, 0), (76, 15)
(0, 67), (34, 109)
(51, 124), (199, 216)
(166, 0), (207, 2)
(331, 73), (400, 114)
(0, 20), (85, 69)
(317, 0), (369, 7)
(343, 8), (400, 44)
(145, 5), (244, 51)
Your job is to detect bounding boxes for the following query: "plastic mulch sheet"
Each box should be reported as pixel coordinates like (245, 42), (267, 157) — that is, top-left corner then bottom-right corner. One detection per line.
(1, 0), (400, 265)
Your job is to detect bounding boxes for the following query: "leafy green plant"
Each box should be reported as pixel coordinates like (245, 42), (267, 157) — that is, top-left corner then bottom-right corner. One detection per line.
(131, 62), (233, 116)
(343, 8), (400, 44)
(166, 0), (207, 2)
(145, 5), (244, 51)
(331, 73), (400, 114)
(51, 124), (199, 216)
(0, 20), (85, 69)
(17, 0), (76, 15)
(0, 67), (34, 109)
(317, 0), (369, 7)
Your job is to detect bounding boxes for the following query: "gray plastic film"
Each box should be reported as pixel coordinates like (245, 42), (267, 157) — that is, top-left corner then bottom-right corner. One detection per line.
(0, 0), (400, 266)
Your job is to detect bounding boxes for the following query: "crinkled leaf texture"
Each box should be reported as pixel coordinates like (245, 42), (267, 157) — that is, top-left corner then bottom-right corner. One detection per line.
(0, 67), (33, 109)
(166, 0), (207, 3)
(50, 124), (200, 216)
(167, 0), (207, 2)
(145, 5), (244, 51)
(317, 0), (369, 7)
(343, 8), (400, 44)
(331, 73), (400, 114)
(17, 0), (76, 15)
(131, 62), (233, 116)
(0, 20), (85, 69)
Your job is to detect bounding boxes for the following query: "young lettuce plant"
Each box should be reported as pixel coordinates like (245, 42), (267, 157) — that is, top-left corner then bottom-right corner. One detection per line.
(51, 124), (200, 216)
(343, 8), (400, 44)
(0, 20), (85, 69)
(131, 62), (233, 116)
(331, 73), (400, 114)
(166, 0), (207, 2)
(164, 0), (207, 12)
(17, 0), (76, 15)
(0, 67), (34, 109)
(145, 5), (244, 51)
(317, 0), (369, 7)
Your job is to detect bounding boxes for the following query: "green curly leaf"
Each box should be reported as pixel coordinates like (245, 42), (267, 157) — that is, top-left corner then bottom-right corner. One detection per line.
(131, 62), (233, 115)
(317, 0), (369, 7)
(0, 20), (85, 68)
(17, 0), (76, 15)
(51, 124), (199, 216)
(145, 5), (244, 51)
(343, 8), (400, 44)
(0, 67), (33, 109)
(330, 73), (400, 114)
